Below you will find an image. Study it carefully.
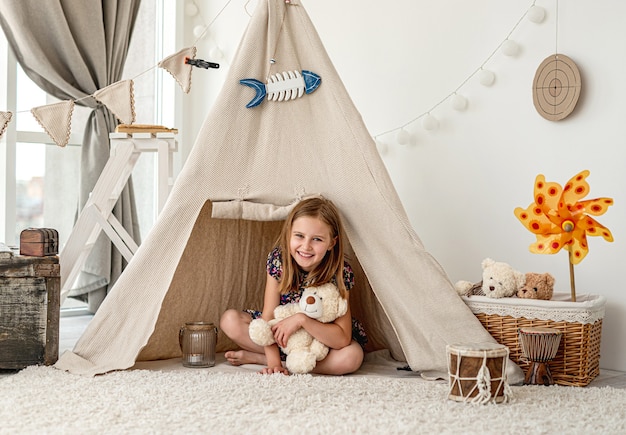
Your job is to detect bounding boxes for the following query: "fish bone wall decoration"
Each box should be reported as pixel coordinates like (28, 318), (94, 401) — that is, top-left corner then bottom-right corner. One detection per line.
(240, 70), (321, 108)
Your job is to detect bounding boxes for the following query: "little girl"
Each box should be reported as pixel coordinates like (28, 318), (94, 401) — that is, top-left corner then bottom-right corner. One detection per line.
(220, 197), (367, 375)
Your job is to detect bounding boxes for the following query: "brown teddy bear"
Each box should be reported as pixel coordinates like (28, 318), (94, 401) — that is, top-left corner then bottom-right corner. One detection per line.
(517, 272), (555, 300)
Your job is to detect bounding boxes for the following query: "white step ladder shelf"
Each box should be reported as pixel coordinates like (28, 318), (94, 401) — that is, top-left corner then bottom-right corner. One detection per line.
(60, 132), (178, 302)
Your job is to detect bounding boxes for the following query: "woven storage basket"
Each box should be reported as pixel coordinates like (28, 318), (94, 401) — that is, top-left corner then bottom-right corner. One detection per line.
(463, 293), (605, 387)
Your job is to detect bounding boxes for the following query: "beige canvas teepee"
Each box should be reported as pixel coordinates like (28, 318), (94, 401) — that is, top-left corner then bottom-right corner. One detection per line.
(56, 0), (514, 377)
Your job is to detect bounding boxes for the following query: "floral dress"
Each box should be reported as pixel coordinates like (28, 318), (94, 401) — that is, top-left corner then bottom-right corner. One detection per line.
(246, 247), (368, 348)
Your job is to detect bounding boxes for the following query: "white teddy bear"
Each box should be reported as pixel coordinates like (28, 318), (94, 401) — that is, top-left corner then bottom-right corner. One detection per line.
(248, 282), (348, 374)
(455, 257), (525, 299)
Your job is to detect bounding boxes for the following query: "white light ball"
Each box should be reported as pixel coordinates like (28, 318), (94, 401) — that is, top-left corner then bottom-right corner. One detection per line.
(193, 25), (206, 39)
(501, 40), (519, 57)
(396, 129), (410, 145)
(185, 3), (199, 16)
(451, 94), (468, 111)
(527, 5), (545, 23)
(478, 69), (496, 87)
(375, 139), (388, 155)
(422, 114), (439, 131)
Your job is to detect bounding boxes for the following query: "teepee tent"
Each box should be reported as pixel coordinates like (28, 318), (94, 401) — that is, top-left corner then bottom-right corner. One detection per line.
(56, 0), (515, 377)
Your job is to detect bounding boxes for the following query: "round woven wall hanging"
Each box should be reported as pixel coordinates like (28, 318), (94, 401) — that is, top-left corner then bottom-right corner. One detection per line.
(532, 54), (581, 121)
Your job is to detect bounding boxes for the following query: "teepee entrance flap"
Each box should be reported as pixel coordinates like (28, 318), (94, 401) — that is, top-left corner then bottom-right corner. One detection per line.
(210, 198), (302, 221)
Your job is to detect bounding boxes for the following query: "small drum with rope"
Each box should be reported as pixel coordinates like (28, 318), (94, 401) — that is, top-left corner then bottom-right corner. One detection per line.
(518, 327), (562, 386)
(446, 342), (511, 404)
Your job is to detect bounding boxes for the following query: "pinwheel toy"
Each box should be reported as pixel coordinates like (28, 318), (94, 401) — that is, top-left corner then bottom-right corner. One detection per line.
(514, 170), (614, 301)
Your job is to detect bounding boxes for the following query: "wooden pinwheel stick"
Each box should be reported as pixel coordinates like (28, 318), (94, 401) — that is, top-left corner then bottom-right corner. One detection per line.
(569, 250), (577, 302)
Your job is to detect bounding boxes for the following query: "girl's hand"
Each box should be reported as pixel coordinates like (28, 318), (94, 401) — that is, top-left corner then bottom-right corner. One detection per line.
(271, 313), (306, 348)
(258, 366), (289, 375)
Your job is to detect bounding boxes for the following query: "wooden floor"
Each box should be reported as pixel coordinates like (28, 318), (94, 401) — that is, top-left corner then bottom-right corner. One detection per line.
(2, 314), (626, 388)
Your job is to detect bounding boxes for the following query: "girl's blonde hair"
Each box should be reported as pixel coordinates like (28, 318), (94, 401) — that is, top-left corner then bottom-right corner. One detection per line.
(276, 197), (347, 298)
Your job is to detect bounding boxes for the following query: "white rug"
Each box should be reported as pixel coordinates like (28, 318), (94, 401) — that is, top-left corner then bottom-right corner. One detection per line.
(1, 353), (625, 434)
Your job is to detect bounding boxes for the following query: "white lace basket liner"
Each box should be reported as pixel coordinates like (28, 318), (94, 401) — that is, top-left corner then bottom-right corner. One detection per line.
(462, 292), (606, 324)
(462, 292), (606, 387)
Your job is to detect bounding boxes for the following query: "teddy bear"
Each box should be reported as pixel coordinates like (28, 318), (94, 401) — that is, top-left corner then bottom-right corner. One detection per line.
(455, 257), (525, 299)
(248, 282), (348, 374)
(517, 272), (555, 300)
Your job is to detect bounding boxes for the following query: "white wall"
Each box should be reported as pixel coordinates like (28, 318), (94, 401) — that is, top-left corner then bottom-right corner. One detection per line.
(173, 0), (626, 372)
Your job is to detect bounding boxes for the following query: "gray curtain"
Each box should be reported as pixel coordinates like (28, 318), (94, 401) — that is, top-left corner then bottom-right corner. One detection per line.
(0, 0), (142, 312)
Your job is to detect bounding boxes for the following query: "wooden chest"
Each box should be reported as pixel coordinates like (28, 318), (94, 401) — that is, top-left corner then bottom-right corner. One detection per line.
(19, 228), (59, 257)
(0, 245), (60, 369)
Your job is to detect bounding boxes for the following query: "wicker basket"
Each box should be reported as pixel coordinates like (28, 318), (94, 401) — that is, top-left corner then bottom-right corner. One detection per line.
(463, 293), (605, 387)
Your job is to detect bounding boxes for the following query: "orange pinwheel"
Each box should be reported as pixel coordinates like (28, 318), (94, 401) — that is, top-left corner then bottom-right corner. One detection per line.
(514, 171), (614, 301)
(514, 170), (614, 264)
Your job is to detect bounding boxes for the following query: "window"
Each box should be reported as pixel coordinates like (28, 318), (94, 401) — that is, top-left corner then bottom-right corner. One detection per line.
(1, 1), (176, 312)
(13, 63), (86, 249)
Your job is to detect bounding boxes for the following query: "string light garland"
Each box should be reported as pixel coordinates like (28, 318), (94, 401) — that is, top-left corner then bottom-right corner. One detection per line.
(374, 0), (546, 151)
(1, 0), (548, 147)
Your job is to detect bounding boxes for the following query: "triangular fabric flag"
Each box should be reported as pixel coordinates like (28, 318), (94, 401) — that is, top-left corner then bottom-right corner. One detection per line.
(158, 46), (196, 94)
(0, 111), (12, 140)
(93, 80), (136, 125)
(30, 101), (74, 147)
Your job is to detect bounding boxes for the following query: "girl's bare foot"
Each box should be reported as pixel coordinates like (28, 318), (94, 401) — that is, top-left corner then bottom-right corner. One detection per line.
(224, 350), (266, 366)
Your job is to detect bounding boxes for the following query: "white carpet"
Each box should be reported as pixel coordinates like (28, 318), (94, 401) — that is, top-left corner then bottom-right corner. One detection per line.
(1, 352), (625, 434)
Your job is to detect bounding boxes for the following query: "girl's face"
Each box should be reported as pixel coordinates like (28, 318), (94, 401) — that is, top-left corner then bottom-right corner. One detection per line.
(289, 215), (336, 272)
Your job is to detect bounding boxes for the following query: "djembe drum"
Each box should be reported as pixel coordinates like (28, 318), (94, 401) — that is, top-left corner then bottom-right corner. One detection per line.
(446, 342), (511, 404)
(518, 327), (562, 386)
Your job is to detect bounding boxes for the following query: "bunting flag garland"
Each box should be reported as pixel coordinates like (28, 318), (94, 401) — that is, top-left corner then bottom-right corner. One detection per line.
(1, 1), (225, 148)
(30, 100), (75, 148)
(3, 41), (207, 147)
(0, 111), (11, 140)
(93, 80), (136, 125)
(158, 46), (197, 94)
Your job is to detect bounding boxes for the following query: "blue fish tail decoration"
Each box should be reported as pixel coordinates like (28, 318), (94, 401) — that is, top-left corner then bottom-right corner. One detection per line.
(239, 79), (267, 109)
(240, 70), (321, 108)
(301, 70), (321, 94)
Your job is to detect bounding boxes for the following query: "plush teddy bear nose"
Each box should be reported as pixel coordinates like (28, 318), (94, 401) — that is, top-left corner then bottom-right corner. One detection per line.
(306, 296), (316, 304)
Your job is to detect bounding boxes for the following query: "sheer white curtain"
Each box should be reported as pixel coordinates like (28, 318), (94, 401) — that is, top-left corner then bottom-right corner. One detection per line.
(0, 0), (142, 312)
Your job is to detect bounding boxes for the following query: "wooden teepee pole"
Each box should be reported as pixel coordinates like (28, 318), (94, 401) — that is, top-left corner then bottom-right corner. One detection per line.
(568, 250), (577, 302)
